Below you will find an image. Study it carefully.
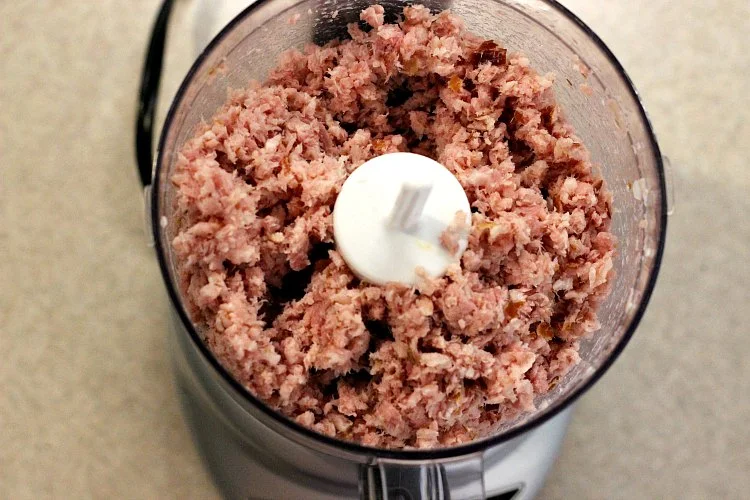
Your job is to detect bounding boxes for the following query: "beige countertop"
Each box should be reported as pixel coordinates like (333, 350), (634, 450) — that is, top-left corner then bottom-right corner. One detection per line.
(1, 1), (748, 498)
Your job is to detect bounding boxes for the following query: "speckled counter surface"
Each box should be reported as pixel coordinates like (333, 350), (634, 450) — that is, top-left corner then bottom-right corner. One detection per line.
(1, 1), (747, 498)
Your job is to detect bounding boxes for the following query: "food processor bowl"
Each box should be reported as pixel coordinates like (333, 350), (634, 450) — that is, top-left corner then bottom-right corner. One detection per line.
(142, 0), (667, 498)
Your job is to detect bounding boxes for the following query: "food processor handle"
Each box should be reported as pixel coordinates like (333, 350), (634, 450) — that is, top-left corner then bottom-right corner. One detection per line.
(359, 455), (486, 500)
(135, 0), (174, 187)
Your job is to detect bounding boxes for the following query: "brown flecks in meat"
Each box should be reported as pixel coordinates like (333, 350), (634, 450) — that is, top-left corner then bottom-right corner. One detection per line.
(469, 40), (507, 67)
(172, 4), (614, 450)
(448, 74), (462, 93)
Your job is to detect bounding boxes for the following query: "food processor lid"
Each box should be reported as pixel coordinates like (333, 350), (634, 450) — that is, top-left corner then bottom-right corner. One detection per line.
(143, 0), (668, 461)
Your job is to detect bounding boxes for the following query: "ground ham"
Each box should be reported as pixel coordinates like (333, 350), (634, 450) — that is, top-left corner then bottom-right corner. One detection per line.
(440, 210), (470, 256)
(171, 4), (615, 449)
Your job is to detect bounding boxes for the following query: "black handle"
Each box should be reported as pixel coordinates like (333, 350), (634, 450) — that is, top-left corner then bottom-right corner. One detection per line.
(135, 0), (175, 187)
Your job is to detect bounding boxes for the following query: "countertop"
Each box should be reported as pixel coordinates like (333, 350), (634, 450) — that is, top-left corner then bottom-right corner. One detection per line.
(1, 1), (748, 498)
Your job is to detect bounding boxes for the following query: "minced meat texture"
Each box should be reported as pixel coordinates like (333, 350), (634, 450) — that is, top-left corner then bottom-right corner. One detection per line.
(171, 4), (615, 449)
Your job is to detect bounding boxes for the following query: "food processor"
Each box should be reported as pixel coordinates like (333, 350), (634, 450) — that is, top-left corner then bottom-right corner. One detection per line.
(135, 0), (669, 498)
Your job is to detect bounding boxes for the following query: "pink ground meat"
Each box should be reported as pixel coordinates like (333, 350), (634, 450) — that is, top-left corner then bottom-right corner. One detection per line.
(171, 4), (615, 449)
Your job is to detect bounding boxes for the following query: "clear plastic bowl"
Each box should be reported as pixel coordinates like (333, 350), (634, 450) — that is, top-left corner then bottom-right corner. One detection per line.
(148, 0), (667, 497)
